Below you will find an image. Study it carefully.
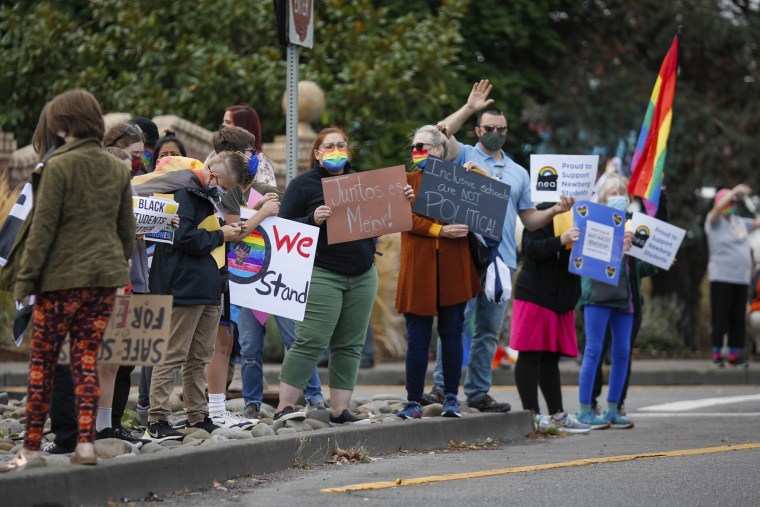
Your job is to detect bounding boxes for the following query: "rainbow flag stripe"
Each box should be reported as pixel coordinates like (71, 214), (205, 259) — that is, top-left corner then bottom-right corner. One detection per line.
(627, 34), (679, 211)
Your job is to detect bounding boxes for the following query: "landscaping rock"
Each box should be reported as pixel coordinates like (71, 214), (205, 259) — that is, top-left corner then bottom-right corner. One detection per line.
(284, 420), (312, 433)
(422, 404), (443, 418)
(252, 424), (276, 438)
(275, 428), (297, 436)
(304, 419), (330, 431)
(211, 428), (253, 440)
(94, 438), (133, 459)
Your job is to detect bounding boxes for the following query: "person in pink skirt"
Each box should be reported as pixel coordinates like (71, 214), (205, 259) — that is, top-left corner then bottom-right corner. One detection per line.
(509, 203), (590, 433)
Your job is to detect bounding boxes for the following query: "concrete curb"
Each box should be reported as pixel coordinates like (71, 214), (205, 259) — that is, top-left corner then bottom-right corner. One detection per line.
(0, 411), (532, 507)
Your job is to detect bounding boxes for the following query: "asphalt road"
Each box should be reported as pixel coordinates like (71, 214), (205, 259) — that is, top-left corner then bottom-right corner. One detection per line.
(127, 385), (760, 507)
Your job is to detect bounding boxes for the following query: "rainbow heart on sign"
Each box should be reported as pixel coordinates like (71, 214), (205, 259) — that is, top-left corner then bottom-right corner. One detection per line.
(573, 257), (583, 270)
(576, 205), (588, 217)
(606, 265), (617, 278)
(612, 213), (623, 226)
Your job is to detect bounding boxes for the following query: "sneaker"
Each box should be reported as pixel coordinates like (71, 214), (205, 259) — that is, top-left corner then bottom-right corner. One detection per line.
(210, 411), (258, 430)
(468, 394), (511, 413)
(243, 404), (260, 420)
(617, 403), (627, 416)
(112, 426), (150, 447)
(602, 410), (634, 429)
(42, 442), (75, 455)
(306, 400), (328, 413)
(441, 394), (462, 418)
(552, 412), (592, 433)
(727, 355), (748, 368)
(533, 413), (555, 432)
(188, 417), (220, 433)
(591, 401), (601, 416)
(273, 406), (306, 422)
(329, 409), (370, 426)
(712, 354), (725, 368)
(146, 420), (184, 442)
(575, 409), (612, 429)
(168, 414), (188, 429)
(421, 387), (444, 406)
(396, 402), (423, 420)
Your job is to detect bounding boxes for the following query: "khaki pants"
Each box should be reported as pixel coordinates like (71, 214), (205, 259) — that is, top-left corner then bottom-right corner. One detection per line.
(149, 304), (221, 425)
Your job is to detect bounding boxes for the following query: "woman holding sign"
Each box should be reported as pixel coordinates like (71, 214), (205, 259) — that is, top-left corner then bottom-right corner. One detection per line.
(0, 90), (135, 471)
(276, 127), (414, 425)
(395, 124), (482, 420)
(576, 175), (654, 430)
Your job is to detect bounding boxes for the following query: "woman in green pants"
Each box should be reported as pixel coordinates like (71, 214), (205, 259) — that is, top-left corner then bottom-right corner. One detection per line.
(275, 127), (413, 424)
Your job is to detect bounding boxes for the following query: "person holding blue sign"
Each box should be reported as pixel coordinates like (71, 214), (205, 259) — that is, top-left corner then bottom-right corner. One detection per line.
(395, 125), (483, 420)
(576, 175), (655, 429)
(425, 80), (574, 412)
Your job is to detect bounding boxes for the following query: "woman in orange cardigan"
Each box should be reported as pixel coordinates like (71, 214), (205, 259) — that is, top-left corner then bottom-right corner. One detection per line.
(395, 124), (483, 419)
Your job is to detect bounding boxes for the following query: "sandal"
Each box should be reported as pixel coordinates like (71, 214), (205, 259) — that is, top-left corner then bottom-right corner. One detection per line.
(0, 451), (46, 473)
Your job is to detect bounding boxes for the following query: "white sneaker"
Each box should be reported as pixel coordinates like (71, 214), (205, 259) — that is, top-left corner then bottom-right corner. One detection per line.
(553, 412), (592, 433)
(210, 411), (259, 430)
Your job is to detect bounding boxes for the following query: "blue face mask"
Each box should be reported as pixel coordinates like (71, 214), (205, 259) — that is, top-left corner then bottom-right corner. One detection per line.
(607, 195), (628, 211)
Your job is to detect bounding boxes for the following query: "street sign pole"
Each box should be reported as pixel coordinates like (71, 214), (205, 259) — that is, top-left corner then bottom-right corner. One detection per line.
(286, 43), (299, 186)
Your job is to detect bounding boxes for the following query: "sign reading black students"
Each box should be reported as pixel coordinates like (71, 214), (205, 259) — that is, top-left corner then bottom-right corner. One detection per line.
(412, 157), (510, 241)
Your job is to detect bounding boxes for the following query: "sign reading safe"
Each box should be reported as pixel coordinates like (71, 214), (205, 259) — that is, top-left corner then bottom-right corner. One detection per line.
(322, 165), (413, 244)
(412, 157), (510, 241)
(59, 294), (172, 366)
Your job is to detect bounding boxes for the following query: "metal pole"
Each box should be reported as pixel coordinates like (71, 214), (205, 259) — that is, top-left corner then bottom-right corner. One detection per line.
(286, 43), (299, 186)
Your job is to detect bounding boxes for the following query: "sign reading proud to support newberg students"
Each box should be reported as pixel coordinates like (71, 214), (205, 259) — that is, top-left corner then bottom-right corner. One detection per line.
(322, 165), (413, 244)
(626, 211), (685, 270)
(412, 157), (510, 241)
(59, 295), (172, 365)
(132, 195), (179, 236)
(530, 154), (598, 203)
(569, 201), (626, 285)
(228, 208), (318, 321)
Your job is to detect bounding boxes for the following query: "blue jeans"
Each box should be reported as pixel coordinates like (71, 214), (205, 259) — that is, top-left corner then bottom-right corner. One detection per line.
(404, 303), (465, 403)
(237, 307), (265, 410)
(433, 293), (507, 402)
(274, 315), (324, 406)
(578, 305), (633, 406)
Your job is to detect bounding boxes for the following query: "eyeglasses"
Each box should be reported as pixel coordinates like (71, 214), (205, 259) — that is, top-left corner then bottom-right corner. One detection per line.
(477, 125), (508, 134)
(319, 141), (348, 150)
(409, 143), (434, 152)
(111, 123), (143, 145)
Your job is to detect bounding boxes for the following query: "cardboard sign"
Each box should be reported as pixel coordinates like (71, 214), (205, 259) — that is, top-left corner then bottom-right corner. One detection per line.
(412, 157), (510, 241)
(626, 211), (685, 270)
(530, 154), (598, 203)
(133, 196), (179, 235)
(322, 166), (413, 244)
(0, 181), (33, 267)
(228, 209), (318, 321)
(59, 294), (172, 365)
(568, 201), (626, 285)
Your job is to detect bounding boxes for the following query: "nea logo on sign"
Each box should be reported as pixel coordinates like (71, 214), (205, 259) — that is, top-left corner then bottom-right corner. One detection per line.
(291, 0), (312, 42)
(536, 166), (558, 191)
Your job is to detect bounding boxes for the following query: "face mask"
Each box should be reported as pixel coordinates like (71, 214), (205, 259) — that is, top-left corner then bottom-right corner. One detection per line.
(131, 155), (142, 175)
(321, 147), (348, 173)
(480, 131), (506, 151)
(411, 148), (429, 170)
(607, 195), (628, 211)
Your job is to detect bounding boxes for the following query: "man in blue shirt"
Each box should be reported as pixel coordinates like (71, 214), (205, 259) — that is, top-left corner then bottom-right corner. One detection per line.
(428, 80), (573, 411)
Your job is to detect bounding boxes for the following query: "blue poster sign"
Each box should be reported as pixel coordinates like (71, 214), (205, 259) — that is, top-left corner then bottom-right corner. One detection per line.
(568, 201), (626, 285)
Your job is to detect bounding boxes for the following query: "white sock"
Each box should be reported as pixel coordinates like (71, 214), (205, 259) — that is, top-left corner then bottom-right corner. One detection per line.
(96, 407), (112, 432)
(208, 393), (226, 417)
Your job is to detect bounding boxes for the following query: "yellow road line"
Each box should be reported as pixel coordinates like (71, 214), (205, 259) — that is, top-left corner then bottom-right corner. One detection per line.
(321, 443), (760, 493)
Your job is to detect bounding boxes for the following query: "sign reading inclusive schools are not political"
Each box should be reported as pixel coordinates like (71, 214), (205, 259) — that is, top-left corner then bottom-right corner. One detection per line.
(228, 209), (318, 321)
(322, 165), (413, 244)
(59, 295), (172, 366)
(412, 157), (510, 241)
(569, 201), (626, 285)
(626, 211), (685, 271)
(530, 154), (598, 203)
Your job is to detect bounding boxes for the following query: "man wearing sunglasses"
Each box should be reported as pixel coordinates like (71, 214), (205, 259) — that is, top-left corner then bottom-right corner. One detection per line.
(424, 79), (574, 413)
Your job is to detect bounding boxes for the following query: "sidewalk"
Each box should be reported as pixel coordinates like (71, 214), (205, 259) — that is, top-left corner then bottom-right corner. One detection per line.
(1, 359), (759, 390)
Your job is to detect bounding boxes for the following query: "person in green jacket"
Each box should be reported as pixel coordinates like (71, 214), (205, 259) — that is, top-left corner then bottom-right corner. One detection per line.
(0, 89), (135, 471)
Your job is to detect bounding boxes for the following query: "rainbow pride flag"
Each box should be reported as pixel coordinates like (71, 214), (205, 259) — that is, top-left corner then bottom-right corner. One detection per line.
(627, 34), (679, 212)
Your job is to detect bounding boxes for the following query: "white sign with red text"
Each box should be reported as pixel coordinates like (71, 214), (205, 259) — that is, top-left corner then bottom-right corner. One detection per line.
(228, 208), (319, 321)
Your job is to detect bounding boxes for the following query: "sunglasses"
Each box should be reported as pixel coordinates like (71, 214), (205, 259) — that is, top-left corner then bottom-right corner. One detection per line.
(319, 141), (348, 150)
(112, 123), (143, 145)
(409, 143), (434, 152)
(478, 125), (508, 134)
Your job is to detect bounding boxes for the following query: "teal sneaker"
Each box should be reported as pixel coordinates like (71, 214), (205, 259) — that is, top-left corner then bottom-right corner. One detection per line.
(576, 409), (611, 429)
(602, 410), (634, 429)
